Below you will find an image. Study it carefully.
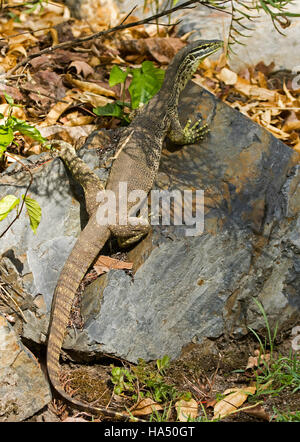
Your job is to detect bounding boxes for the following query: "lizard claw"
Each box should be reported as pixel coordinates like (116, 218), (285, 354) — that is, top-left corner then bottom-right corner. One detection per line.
(183, 118), (209, 143)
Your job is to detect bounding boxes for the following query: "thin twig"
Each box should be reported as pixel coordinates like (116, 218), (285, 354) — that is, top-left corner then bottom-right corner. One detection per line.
(0, 152), (33, 239)
(0, 282), (27, 322)
(118, 5), (138, 26)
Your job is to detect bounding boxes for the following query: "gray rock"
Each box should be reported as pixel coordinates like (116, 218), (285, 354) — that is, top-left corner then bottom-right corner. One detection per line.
(1, 82), (300, 364)
(0, 314), (51, 421)
(0, 136), (113, 311)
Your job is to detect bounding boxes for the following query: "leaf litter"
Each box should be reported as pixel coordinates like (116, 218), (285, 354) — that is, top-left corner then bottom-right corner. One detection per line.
(1, 0), (298, 161)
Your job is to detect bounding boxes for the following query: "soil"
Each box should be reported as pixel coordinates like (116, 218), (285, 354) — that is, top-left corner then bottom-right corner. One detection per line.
(27, 330), (300, 422)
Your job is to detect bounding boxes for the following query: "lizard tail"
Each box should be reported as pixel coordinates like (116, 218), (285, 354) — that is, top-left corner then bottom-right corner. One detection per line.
(46, 217), (125, 418)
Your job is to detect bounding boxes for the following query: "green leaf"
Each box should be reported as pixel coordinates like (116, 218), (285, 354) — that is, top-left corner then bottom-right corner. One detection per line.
(4, 93), (14, 106)
(0, 126), (14, 157)
(93, 102), (124, 118)
(11, 118), (46, 143)
(23, 196), (41, 234)
(157, 355), (170, 372)
(109, 66), (129, 87)
(115, 100), (131, 108)
(129, 61), (165, 109)
(0, 113), (4, 119)
(0, 194), (20, 221)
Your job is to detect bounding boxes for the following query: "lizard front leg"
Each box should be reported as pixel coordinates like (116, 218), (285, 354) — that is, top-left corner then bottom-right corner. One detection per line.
(50, 140), (105, 216)
(167, 112), (209, 145)
(110, 218), (150, 247)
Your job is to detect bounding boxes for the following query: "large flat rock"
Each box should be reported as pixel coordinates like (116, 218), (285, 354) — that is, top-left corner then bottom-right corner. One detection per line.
(1, 82), (299, 363)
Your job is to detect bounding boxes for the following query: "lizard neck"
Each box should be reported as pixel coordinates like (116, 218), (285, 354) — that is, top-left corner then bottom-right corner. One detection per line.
(156, 39), (223, 114)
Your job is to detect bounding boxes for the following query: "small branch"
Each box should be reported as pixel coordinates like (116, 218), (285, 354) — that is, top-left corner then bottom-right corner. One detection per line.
(118, 5), (138, 26)
(0, 152), (33, 239)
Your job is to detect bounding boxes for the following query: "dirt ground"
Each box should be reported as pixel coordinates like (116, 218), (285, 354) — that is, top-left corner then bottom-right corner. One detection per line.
(27, 329), (300, 422)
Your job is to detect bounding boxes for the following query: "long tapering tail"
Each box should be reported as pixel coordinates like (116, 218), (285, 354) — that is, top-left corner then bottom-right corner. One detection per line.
(46, 215), (126, 417)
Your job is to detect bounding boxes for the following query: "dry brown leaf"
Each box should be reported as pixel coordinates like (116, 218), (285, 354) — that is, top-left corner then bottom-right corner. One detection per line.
(117, 38), (185, 64)
(39, 124), (95, 142)
(283, 81), (296, 102)
(257, 71), (267, 88)
(49, 28), (59, 46)
(64, 74), (116, 97)
(175, 398), (198, 422)
(132, 398), (163, 416)
(41, 99), (72, 126)
(0, 103), (26, 120)
(93, 255), (133, 276)
(7, 44), (27, 57)
(80, 91), (113, 108)
(69, 61), (94, 78)
(61, 112), (94, 126)
(142, 38), (185, 64)
(206, 398), (217, 408)
(62, 417), (89, 422)
(218, 67), (237, 85)
(8, 33), (38, 47)
(282, 120), (300, 132)
(255, 61), (275, 76)
(293, 141), (300, 153)
(0, 54), (17, 71)
(213, 385), (256, 419)
(243, 404), (270, 421)
(260, 121), (290, 139)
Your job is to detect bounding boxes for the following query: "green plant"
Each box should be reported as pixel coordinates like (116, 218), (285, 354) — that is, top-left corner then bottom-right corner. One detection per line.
(110, 366), (136, 395)
(0, 93), (46, 157)
(93, 61), (165, 122)
(248, 299), (300, 401)
(0, 93), (45, 234)
(23, 0), (48, 14)
(110, 355), (189, 407)
(271, 408), (300, 422)
(149, 401), (173, 421)
(0, 194), (41, 234)
(156, 355), (171, 374)
(227, 0), (300, 52)
(248, 298), (278, 361)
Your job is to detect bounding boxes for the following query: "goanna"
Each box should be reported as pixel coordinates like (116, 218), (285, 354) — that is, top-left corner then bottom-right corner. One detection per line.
(47, 39), (223, 418)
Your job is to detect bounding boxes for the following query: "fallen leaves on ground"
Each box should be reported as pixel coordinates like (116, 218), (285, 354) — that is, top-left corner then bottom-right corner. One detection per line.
(0, 0), (299, 166)
(213, 384), (256, 419)
(242, 404), (270, 421)
(131, 398), (163, 416)
(93, 255), (133, 276)
(195, 58), (300, 153)
(175, 398), (198, 421)
(246, 349), (271, 370)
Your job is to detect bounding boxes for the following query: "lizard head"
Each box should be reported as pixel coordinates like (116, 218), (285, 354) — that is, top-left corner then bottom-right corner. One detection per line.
(185, 39), (224, 62)
(175, 39), (224, 77)
(160, 39), (224, 102)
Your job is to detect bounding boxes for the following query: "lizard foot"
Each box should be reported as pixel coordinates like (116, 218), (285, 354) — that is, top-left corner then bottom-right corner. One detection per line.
(117, 232), (146, 248)
(183, 118), (209, 144)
